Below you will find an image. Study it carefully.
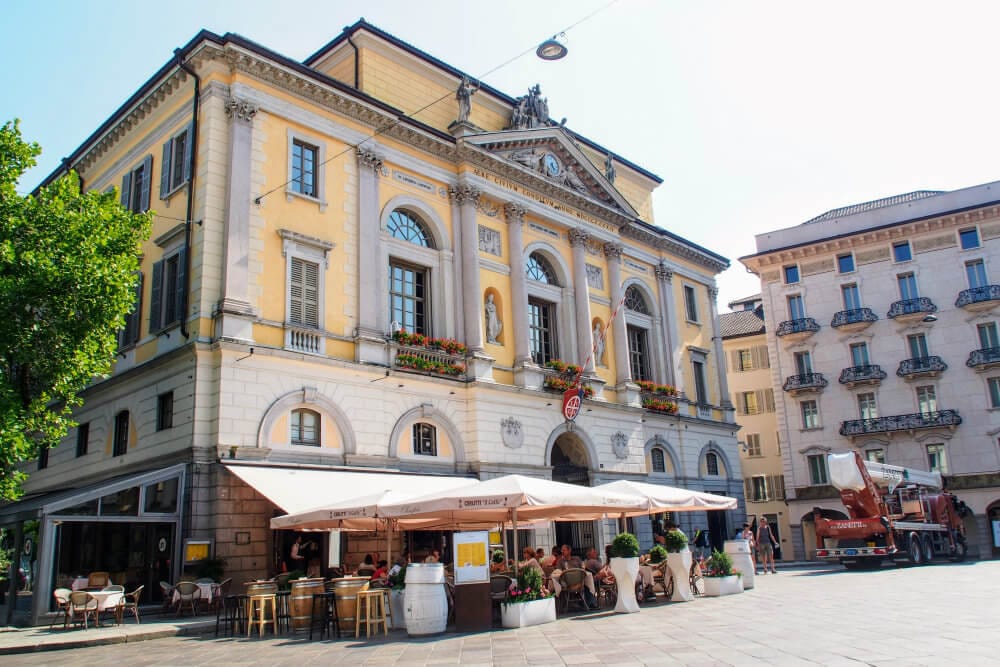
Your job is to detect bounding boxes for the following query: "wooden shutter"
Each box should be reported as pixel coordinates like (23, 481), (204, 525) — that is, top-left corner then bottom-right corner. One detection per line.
(754, 345), (770, 369)
(743, 478), (753, 503)
(160, 139), (172, 199)
(289, 257), (319, 326)
(764, 388), (775, 412)
(729, 349), (741, 373)
(733, 393), (745, 416)
(121, 272), (143, 346)
(149, 260), (164, 332)
(139, 155), (152, 212)
(121, 171), (132, 209)
(769, 474), (786, 500)
(172, 248), (186, 326)
(182, 124), (193, 183)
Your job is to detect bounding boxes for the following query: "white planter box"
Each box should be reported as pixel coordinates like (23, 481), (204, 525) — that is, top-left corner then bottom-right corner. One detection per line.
(610, 557), (641, 613)
(500, 596), (556, 628)
(701, 575), (743, 597)
(666, 549), (694, 602)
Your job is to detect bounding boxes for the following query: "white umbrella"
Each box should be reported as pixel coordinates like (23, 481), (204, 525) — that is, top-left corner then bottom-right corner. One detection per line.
(594, 479), (738, 514)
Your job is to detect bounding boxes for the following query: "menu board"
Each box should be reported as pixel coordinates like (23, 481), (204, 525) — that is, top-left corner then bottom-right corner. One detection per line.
(453, 531), (489, 584)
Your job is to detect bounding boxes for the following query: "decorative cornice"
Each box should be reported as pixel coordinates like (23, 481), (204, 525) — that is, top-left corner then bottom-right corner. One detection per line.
(619, 223), (729, 274)
(356, 148), (384, 173)
(448, 185), (481, 206)
(603, 242), (623, 259)
(503, 202), (527, 225)
(654, 263), (673, 282)
(568, 228), (589, 247)
(224, 97), (258, 123)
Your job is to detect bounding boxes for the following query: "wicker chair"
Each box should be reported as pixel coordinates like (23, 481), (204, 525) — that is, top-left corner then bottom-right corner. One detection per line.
(558, 568), (590, 612)
(50, 588), (72, 629)
(174, 581), (202, 617)
(159, 581), (175, 611)
(87, 572), (110, 589)
(118, 585), (144, 624)
(67, 591), (99, 629)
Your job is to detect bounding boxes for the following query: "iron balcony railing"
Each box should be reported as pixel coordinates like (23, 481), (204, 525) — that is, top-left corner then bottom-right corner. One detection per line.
(896, 356), (948, 377)
(782, 372), (828, 392)
(838, 364), (887, 385)
(839, 409), (962, 436)
(830, 308), (878, 328)
(886, 297), (937, 319)
(967, 347), (1000, 368)
(956, 284), (1000, 308)
(776, 317), (820, 337)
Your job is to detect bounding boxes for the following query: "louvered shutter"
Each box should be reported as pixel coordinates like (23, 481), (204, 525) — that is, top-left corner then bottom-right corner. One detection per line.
(149, 260), (164, 332)
(122, 272), (143, 345)
(757, 345), (770, 369)
(729, 350), (741, 372)
(744, 478), (753, 503)
(182, 124), (193, 183)
(302, 260), (319, 326)
(172, 248), (186, 326)
(289, 258), (304, 324)
(771, 475), (786, 500)
(160, 139), (172, 199)
(764, 388), (775, 412)
(733, 393), (744, 416)
(121, 171), (132, 209)
(139, 155), (152, 212)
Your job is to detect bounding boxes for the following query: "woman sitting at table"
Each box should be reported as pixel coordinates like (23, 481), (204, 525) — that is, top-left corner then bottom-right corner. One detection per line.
(372, 559), (389, 581)
(356, 554), (377, 576)
(518, 547), (542, 574)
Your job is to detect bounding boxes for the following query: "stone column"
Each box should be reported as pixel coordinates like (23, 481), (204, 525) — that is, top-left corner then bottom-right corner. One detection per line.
(506, 203), (542, 389)
(216, 97), (258, 344)
(355, 147), (385, 364)
(569, 229), (596, 375)
(606, 242), (638, 405)
(654, 263), (678, 387)
(450, 184), (494, 381)
(708, 285), (735, 421)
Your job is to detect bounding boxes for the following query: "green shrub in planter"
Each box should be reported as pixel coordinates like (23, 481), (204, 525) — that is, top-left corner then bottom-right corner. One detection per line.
(492, 549), (506, 564)
(663, 529), (688, 553)
(609, 532), (640, 558)
(703, 549), (736, 577)
(648, 545), (668, 564)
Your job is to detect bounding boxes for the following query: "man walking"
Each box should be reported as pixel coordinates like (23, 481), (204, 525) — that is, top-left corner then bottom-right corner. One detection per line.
(756, 517), (778, 574)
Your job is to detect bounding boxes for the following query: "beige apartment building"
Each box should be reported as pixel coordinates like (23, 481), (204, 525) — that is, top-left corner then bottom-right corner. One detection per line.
(742, 183), (1000, 561)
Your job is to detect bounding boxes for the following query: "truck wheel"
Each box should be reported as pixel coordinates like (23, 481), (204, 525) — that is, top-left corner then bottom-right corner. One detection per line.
(907, 534), (923, 565)
(921, 535), (934, 563)
(950, 537), (968, 562)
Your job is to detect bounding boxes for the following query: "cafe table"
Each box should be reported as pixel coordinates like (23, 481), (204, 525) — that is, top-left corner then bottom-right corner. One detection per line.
(87, 590), (124, 626)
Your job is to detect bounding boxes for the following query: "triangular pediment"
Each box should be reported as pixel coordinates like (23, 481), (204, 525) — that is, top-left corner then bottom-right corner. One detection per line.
(465, 128), (639, 218)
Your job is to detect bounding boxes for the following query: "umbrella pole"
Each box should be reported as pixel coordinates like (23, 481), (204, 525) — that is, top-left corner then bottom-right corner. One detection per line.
(512, 508), (519, 578)
(385, 518), (392, 571)
(618, 512), (626, 534)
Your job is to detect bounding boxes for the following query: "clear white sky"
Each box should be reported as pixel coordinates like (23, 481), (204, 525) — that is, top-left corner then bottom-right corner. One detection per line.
(5, 0), (1000, 309)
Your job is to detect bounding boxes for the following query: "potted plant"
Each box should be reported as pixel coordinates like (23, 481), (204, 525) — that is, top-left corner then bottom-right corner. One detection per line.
(701, 549), (743, 597)
(608, 532), (641, 613)
(647, 545), (668, 564)
(661, 529), (694, 602)
(500, 566), (556, 628)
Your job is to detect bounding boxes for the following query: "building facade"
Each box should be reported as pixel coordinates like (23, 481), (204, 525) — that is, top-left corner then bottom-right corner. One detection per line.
(2, 21), (744, 624)
(720, 295), (790, 559)
(742, 184), (1000, 561)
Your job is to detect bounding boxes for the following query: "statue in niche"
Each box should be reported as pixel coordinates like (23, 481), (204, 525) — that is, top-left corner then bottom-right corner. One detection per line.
(593, 322), (605, 366)
(456, 76), (477, 123)
(485, 293), (503, 344)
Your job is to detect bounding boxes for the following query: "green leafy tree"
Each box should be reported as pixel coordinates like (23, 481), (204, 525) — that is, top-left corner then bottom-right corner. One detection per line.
(0, 120), (152, 500)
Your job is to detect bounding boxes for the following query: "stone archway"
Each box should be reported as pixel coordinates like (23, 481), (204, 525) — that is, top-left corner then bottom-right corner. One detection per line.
(549, 431), (595, 554)
(798, 508), (848, 561)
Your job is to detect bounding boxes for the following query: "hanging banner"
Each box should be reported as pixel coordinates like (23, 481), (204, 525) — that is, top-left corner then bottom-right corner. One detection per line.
(562, 388), (583, 422)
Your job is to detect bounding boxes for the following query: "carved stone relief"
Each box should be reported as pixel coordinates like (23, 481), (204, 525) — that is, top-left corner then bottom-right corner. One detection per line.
(479, 226), (502, 256)
(585, 264), (604, 290)
(501, 417), (524, 449)
(611, 431), (629, 460)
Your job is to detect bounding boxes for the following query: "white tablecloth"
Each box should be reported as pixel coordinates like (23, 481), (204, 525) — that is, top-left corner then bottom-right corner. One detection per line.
(71, 577), (112, 591)
(172, 582), (214, 604)
(88, 590), (124, 612)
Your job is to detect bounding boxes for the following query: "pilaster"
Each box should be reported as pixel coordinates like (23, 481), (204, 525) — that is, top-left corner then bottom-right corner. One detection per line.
(708, 285), (735, 421)
(451, 184), (494, 381)
(656, 263), (682, 389)
(505, 202), (541, 388)
(355, 147), (387, 364)
(605, 242), (638, 402)
(570, 229), (596, 374)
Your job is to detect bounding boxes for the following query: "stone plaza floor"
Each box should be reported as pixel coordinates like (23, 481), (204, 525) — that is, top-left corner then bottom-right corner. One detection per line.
(6, 560), (1000, 666)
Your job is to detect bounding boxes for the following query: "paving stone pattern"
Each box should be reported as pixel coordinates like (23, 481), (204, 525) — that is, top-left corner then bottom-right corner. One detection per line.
(9, 562), (1000, 666)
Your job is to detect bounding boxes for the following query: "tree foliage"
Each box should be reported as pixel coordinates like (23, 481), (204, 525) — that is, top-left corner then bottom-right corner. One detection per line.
(0, 120), (152, 500)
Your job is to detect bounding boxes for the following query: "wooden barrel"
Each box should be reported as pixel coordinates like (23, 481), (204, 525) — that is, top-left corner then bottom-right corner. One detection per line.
(289, 578), (325, 632)
(403, 563), (447, 636)
(331, 577), (369, 634)
(245, 581), (278, 597)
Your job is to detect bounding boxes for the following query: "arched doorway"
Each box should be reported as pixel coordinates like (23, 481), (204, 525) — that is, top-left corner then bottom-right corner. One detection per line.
(550, 432), (595, 555)
(799, 508), (848, 561)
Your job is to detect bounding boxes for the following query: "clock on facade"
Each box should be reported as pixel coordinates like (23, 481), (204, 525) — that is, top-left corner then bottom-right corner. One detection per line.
(543, 153), (561, 177)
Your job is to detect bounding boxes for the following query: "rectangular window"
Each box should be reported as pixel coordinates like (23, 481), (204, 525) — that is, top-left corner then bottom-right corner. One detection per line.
(787, 294), (805, 320)
(926, 444), (948, 473)
(740, 391), (760, 415)
(731, 346), (768, 372)
(159, 126), (192, 197)
(978, 323), (999, 350)
(807, 454), (828, 485)
(528, 298), (556, 365)
(837, 254), (855, 274)
(291, 409), (320, 446)
(390, 261), (427, 335)
(75, 422), (89, 458)
(120, 155), (152, 214)
(959, 227), (980, 250)
(850, 342), (870, 366)
(37, 445), (48, 470)
(751, 476), (768, 502)
(857, 392), (878, 420)
(745, 433), (761, 457)
(413, 423), (437, 456)
(988, 377), (1000, 408)
(738, 349), (753, 372)
(290, 257), (320, 327)
(916, 385), (937, 414)
(156, 392), (174, 432)
(683, 285), (699, 322)
(794, 351), (813, 376)
(841, 283), (861, 310)
(865, 449), (886, 464)
(897, 273), (919, 301)
(966, 259), (988, 289)
(800, 400), (819, 429)
(907, 333), (929, 359)
(291, 139), (318, 197)
(149, 250), (186, 332)
(784, 265), (800, 284)
(118, 272), (143, 349)
(692, 359), (708, 404)
(113, 412), (129, 457)
(627, 325), (651, 381)
(893, 241), (912, 263)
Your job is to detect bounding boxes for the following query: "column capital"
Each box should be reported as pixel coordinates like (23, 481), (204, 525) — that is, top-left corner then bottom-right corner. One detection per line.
(708, 285), (719, 302)
(503, 202), (527, 225)
(603, 242), (624, 259)
(654, 263), (673, 282)
(568, 228), (590, 247)
(356, 148), (384, 174)
(224, 97), (258, 123)
(448, 185), (481, 206)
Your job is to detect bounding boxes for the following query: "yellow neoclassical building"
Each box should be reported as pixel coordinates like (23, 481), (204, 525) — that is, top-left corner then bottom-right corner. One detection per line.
(2, 21), (743, 624)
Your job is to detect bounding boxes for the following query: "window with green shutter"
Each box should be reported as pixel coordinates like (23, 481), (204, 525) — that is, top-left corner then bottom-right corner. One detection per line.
(121, 155), (152, 213)
(289, 257), (320, 327)
(149, 249), (185, 333)
(160, 125), (192, 198)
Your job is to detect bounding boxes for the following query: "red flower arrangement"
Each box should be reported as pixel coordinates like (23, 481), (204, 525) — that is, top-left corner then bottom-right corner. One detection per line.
(641, 396), (678, 414)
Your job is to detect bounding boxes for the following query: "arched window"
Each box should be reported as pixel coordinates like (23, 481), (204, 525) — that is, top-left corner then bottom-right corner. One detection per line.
(291, 409), (321, 446)
(624, 285), (650, 315)
(705, 451), (720, 476)
(526, 253), (557, 285)
(413, 423), (437, 456)
(387, 210), (433, 248)
(650, 447), (666, 473)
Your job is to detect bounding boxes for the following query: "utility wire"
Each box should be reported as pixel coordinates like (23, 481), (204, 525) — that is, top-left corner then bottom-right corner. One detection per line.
(253, 0), (620, 205)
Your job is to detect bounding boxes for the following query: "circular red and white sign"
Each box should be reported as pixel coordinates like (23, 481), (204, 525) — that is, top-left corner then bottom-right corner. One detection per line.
(562, 388), (582, 421)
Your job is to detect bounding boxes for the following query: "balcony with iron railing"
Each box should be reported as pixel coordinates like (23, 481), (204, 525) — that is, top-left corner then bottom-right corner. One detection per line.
(839, 409), (962, 437)
(775, 317), (820, 341)
(838, 364), (887, 387)
(956, 284), (1000, 312)
(967, 346), (1000, 371)
(886, 297), (937, 323)
(830, 308), (878, 332)
(782, 372), (828, 395)
(896, 355), (948, 379)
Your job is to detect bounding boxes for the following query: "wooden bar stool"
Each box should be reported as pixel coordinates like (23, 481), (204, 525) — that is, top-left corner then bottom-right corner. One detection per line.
(246, 582), (278, 637)
(354, 589), (387, 638)
(375, 588), (394, 629)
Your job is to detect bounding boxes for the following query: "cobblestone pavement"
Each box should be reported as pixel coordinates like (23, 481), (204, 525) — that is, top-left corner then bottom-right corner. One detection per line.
(9, 561), (1000, 666)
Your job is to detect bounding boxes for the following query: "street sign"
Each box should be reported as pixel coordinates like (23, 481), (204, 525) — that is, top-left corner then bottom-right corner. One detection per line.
(562, 388), (582, 421)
